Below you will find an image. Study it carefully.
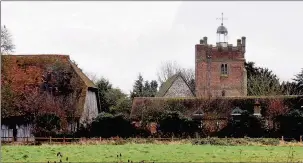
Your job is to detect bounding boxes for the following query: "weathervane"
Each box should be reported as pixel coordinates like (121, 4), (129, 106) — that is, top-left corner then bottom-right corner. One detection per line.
(216, 13), (228, 26)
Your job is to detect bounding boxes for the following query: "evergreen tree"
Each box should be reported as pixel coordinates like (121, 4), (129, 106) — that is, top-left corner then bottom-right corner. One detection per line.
(294, 68), (303, 86)
(143, 81), (151, 97)
(130, 74), (158, 99)
(245, 61), (282, 96)
(130, 74), (144, 99)
(1, 25), (15, 54)
(150, 80), (158, 97)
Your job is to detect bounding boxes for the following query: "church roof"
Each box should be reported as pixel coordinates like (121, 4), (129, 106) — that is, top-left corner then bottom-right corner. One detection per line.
(156, 73), (193, 97)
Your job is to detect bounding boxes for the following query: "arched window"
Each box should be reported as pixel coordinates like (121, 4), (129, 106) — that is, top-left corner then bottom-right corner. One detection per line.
(221, 63), (228, 75)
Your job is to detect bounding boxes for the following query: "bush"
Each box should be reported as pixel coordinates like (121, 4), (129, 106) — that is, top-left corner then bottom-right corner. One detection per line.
(275, 109), (303, 139)
(158, 111), (199, 138)
(191, 137), (280, 146)
(90, 112), (135, 138)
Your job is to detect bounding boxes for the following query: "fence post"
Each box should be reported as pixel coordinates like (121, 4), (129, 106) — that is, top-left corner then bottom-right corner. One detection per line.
(49, 136), (52, 144)
(281, 136), (284, 142)
(63, 137), (66, 144)
(99, 137), (101, 142)
(300, 135), (302, 143)
(26, 137), (28, 144)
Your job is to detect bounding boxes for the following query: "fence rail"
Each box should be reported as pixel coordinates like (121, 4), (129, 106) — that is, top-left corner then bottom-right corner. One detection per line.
(1, 136), (302, 144)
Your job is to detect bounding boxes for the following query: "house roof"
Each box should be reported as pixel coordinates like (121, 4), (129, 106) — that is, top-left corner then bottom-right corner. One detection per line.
(156, 73), (194, 97)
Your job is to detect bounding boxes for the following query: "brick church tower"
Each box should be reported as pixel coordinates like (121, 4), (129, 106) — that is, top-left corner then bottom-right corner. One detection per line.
(195, 14), (247, 97)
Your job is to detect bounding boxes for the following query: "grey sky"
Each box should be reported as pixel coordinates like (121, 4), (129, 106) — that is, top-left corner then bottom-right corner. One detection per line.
(2, 1), (303, 94)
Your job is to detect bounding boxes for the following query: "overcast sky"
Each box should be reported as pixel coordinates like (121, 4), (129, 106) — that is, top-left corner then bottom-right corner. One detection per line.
(2, 1), (303, 94)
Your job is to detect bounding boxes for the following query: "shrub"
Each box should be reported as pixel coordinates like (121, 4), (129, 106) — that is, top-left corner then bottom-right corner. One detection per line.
(191, 138), (279, 146)
(90, 112), (135, 138)
(158, 111), (199, 138)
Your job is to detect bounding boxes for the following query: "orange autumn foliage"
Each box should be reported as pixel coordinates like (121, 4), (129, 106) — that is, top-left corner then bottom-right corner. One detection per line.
(1, 55), (82, 124)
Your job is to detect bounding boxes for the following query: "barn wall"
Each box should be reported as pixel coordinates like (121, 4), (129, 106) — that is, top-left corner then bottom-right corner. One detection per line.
(80, 90), (99, 126)
(1, 125), (13, 141)
(16, 124), (35, 141)
(1, 124), (35, 141)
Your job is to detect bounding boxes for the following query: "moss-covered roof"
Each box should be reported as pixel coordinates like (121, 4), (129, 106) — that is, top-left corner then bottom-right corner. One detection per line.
(69, 60), (97, 89)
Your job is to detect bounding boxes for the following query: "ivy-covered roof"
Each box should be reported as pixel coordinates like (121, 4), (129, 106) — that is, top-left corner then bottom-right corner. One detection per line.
(1, 54), (98, 118)
(4, 54), (97, 89)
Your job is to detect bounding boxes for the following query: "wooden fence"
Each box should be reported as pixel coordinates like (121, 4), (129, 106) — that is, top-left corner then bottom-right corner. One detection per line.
(1, 136), (302, 145)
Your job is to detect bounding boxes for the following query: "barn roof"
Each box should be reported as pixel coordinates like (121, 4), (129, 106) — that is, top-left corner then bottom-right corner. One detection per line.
(69, 60), (97, 89)
(4, 54), (97, 89)
(156, 73), (194, 97)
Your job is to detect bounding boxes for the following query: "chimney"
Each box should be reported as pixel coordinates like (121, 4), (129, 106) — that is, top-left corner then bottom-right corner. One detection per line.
(253, 100), (261, 116)
(241, 36), (246, 52)
(241, 37), (246, 47)
(200, 39), (204, 44)
(237, 39), (241, 47)
(203, 37), (208, 45)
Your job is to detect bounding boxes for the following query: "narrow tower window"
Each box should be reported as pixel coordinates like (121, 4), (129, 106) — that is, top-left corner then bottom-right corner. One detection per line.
(222, 90), (226, 97)
(221, 63), (228, 75)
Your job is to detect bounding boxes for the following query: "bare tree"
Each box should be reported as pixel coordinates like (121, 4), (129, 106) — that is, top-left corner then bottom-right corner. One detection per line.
(1, 25), (15, 54)
(157, 61), (182, 84)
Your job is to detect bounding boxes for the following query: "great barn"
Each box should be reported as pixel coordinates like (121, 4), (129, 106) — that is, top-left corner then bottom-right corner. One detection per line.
(1, 54), (100, 141)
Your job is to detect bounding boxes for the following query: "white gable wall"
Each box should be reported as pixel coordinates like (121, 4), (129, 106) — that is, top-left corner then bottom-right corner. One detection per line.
(164, 76), (194, 97)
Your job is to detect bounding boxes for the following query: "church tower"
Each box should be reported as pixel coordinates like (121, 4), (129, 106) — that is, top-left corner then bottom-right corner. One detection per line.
(195, 13), (247, 97)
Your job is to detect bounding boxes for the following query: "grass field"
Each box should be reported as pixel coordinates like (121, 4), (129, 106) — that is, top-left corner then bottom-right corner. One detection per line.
(2, 144), (303, 162)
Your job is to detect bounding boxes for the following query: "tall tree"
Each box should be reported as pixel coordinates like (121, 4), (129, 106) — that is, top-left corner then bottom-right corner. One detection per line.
(130, 74), (144, 99)
(130, 74), (158, 99)
(150, 80), (158, 96)
(1, 25), (15, 54)
(293, 68), (303, 87)
(282, 68), (303, 95)
(95, 77), (132, 113)
(245, 61), (282, 96)
(95, 77), (113, 112)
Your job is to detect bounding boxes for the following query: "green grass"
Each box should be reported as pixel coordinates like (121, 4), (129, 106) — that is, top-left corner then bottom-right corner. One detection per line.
(2, 144), (303, 162)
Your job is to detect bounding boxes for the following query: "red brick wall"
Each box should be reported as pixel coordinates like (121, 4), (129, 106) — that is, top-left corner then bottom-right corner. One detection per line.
(195, 42), (247, 97)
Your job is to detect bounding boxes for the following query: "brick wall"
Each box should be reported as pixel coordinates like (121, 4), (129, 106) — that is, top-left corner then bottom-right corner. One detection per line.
(195, 39), (247, 97)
